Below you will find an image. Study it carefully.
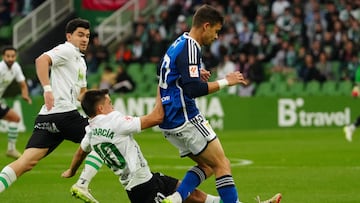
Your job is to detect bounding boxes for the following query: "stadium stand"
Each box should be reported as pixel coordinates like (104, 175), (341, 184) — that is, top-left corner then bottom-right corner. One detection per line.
(255, 81), (275, 97)
(303, 81), (321, 96)
(273, 81), (291, 97)
(320, 80), (339, 96)
(338, 80), (353, 96)
(8, 0), (359, 98)
(287, 81), (305, 97)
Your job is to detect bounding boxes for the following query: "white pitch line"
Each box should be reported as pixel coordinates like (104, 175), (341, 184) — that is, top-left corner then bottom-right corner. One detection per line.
(149, 157), (253, 170)
(27, 156), (253, 174)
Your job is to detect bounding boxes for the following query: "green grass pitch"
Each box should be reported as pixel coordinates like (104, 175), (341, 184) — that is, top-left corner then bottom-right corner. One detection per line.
(0, 128), (359, 203)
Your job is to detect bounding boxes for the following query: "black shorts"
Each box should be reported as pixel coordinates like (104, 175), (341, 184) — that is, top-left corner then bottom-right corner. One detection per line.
(126, 172), (178, 203)
(26, 110), (88, 155)
(0, 103), (10, 119)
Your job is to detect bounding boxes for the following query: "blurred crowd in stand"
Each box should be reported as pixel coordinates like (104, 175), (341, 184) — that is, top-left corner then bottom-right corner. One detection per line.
(3, 0), (360, 97)
(0, 0), (45, 26)
(86, 0), (360, 96)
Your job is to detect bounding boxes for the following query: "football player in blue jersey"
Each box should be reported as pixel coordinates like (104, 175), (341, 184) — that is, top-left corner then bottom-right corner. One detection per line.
(157, 4), (280, 203)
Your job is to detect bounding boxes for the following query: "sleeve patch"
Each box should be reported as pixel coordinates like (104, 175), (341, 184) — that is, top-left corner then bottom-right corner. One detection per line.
(124, 116), (134, 121)
(189, 65), (199, 77)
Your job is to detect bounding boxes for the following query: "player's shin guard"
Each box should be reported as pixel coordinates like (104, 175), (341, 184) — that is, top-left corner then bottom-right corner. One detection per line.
(0, 166), (17, 193)
(216, 175), (240, 203)
(7, 122), (18, 151)
(76, 151), (103, 188)
(177, 166), (206, 200)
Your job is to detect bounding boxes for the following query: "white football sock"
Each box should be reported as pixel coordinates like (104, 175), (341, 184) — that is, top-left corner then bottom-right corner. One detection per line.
(205, 194), (221, 203)
(166, 192), (182, 203)
(7, 122), (18, 151)
(0, 166), (17, 192)
(76, 151), (103, 188)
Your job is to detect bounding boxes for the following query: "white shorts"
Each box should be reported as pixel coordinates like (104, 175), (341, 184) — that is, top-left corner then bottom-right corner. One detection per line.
(161, 114), (217, 157)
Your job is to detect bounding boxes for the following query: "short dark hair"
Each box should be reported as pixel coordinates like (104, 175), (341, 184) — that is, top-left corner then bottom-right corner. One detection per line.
(65, 18), (90, 34)
(81, 89), (109, 118)
(2, 46), (16, 55)
(192, 4), (224, 28)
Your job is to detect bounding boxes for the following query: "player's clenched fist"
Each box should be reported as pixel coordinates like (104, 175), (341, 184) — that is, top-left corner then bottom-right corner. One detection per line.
(225, 71), (248, 86)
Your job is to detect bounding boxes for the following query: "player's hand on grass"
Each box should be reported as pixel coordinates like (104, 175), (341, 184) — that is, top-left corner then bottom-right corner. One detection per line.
(61, 169), (76, 178)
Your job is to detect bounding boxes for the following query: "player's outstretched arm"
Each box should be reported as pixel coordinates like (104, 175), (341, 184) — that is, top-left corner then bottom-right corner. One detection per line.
(61, 146), (89, 178)
(207, 71), (248, 94)
(139, 87), (164, 130)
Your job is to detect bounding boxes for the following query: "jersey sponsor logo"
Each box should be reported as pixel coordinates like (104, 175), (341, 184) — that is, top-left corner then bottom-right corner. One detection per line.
(161, 96), (171, 102)
(78, 68), (85, 80)
(164, 131), (183, 137)
(189, 65), (199, 77)
(34, 122), (60, 133)
(0, 71), (13, 85)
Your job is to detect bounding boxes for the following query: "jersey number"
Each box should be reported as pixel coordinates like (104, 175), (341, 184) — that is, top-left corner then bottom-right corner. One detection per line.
(159, 54), (171, 89)
(93, 142), (126, 169)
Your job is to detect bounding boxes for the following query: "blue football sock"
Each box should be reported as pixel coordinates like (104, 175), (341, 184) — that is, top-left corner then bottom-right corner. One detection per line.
(177, 166), (206, 200)
(216, 175), (239, 203)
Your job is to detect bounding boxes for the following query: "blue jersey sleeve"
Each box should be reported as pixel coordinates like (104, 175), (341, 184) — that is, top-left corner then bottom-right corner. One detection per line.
(176, 40), (208, 98)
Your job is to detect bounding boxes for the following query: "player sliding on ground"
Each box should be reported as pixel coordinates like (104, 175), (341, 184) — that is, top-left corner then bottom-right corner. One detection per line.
(62, 89), (223, 203)
(62, 89), (280, 203)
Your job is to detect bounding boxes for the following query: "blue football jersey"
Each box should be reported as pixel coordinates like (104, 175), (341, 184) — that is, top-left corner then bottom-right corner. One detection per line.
(158, 33), (203, 129)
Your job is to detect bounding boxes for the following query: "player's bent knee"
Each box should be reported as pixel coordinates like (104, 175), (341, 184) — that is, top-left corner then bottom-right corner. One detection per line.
(4, 109), (21, 122)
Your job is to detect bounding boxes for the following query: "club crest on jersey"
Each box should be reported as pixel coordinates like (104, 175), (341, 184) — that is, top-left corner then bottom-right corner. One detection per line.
(124, 116), (133, 121)
(189, 65), (199, 77)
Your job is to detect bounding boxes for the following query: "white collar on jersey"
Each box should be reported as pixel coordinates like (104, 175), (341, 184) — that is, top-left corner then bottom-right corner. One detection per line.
(64, 41), (84, 56)
(183, 32), (201, 51)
